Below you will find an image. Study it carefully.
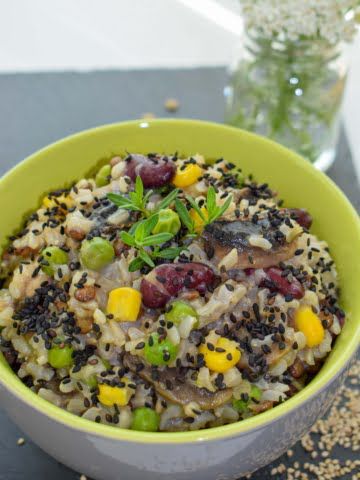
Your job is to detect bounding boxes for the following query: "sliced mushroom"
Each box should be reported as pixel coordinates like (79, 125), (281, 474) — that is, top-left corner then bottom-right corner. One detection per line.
(236, 340), (292, 373)
(266, 341), (292, 367)
(124, 354), (232, 410)
(202, 220), (299, 269)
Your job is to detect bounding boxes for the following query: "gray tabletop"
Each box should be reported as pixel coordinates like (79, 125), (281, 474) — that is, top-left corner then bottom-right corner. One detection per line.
(0, 68), (358, 480)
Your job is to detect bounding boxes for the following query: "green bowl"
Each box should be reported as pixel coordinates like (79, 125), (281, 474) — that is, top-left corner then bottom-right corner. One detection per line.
(0, 119), (359, 480)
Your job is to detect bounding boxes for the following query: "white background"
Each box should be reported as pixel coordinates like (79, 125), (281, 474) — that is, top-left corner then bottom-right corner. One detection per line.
(0, 0), (359, 177)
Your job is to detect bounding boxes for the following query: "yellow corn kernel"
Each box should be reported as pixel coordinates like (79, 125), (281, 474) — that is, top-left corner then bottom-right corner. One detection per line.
(43, 194), (74, 211)
(172, 163), (202, 188)
(98, 379), (133, 406)
(295, 306), (325, 348)
(107, 287), (141, 322)
(199, 337), (241, 373)
(190, 207), (208, 233)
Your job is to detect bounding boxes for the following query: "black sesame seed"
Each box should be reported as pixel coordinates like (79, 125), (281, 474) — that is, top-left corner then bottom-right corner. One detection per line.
(253, 303), (261, 322)
(31, 266), (41, 278)
(229, 313), (237, 323)
(184, 416), (194, 424)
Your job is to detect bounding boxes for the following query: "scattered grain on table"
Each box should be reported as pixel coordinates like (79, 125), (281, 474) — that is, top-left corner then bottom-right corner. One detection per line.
(247, 359), (360, 480)
(16, 437), (25, 446)
(164, 98), (179, 112)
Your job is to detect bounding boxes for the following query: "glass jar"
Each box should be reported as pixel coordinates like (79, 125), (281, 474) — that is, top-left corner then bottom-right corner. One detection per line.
(224, 31), (349, 171)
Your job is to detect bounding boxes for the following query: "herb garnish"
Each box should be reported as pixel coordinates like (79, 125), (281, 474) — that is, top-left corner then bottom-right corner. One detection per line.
(107, 176), (179, 218)
(120, 214), (185, 272)
(175, 186), (233, 236)
(108, 177), (232, 271)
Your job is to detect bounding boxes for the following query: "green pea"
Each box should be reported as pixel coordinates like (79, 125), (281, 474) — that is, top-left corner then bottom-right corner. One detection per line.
(144, 333), (178, 366)
(85, 375), (98, 389)
(250, 385), (262, 402)
(41, 246), (68, 276)
(80, 237), (115, 271)
(232, 385), (262, 413)
(232, 398), (248, 413)
(48, 344), (73, 369)
(102, 358), (111, 371)
(131, 407), (160, 432)
(95, 165), (111, 187)
(152, 209), (181, 235)
(165, 300), (199, 326)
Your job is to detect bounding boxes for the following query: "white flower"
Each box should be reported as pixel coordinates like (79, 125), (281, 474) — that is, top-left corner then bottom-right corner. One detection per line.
(240, 0), (359, 44)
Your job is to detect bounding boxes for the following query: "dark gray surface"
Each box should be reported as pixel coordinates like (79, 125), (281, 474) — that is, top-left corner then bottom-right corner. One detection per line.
(0, 68), (358, 480)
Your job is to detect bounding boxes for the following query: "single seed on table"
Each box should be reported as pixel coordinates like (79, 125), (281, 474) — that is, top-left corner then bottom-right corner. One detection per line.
(17, 437), (25, 446)
(164, 98), (180, 112)
(141, 112), (156, 119)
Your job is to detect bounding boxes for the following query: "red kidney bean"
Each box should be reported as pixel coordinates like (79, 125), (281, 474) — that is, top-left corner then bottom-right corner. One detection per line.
(260, 267), (304, 299)
(244, 268), (255, 276)
(124, 154), (176, 188)
(123, 156), (139, 180)
(140, 279), (170, 309)
(141, 262), (218, 308)
(286, 208), (313, 229)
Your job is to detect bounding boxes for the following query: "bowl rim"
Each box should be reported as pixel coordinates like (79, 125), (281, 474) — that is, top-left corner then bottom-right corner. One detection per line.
(0, 118), (359, 444)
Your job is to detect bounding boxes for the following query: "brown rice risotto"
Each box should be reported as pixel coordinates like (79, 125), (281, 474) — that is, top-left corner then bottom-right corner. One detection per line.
(0, 153), (345, 432)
